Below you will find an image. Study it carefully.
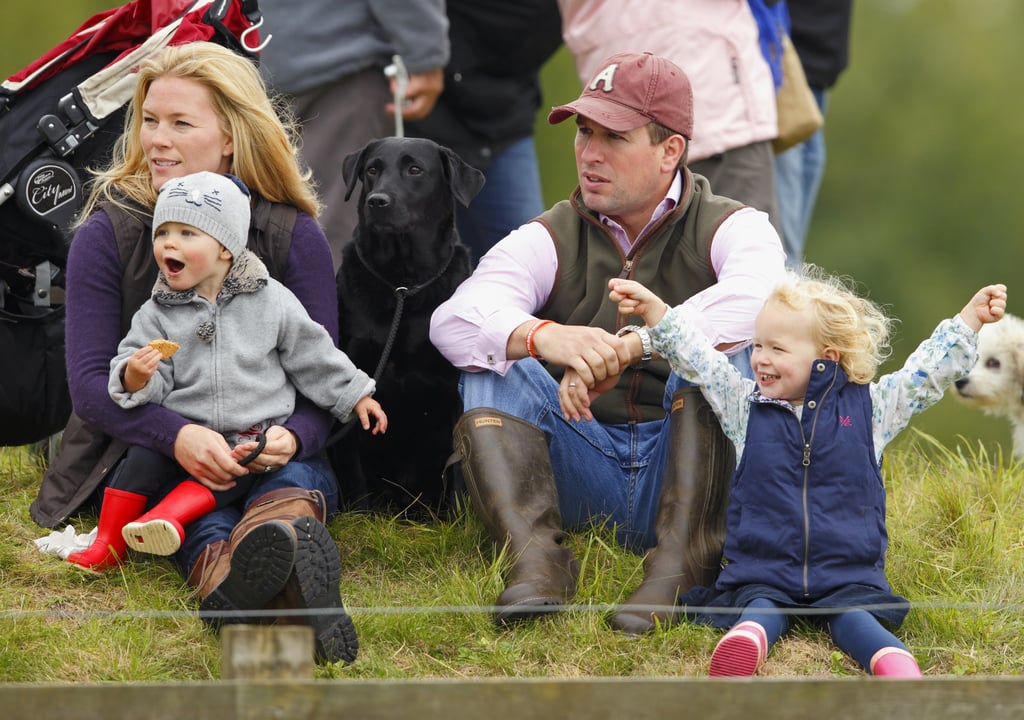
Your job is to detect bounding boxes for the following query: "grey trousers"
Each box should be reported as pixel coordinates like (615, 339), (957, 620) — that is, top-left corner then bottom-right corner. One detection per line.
(689, 139), (780, 235)
(288, 67), (393, 274)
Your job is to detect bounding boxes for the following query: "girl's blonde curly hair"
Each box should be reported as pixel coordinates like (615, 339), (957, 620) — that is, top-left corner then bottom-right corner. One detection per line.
(768, 264), (893, 384)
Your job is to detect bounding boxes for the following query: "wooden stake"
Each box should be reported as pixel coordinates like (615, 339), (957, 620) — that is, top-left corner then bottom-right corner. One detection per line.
(221, 624), (314, 680)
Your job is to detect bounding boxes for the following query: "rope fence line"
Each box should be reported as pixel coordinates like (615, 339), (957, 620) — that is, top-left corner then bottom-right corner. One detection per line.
(3, 600), (1023, 622)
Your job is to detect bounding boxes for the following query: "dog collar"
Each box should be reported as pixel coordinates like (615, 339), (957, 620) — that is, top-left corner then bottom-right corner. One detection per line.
(353, 240), (456, 299)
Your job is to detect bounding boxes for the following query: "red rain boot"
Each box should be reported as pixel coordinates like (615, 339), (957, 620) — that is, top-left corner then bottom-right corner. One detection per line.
(122, 480), (216, 556)
(66, 488), (148, 571)
(870, 647), (922, 678)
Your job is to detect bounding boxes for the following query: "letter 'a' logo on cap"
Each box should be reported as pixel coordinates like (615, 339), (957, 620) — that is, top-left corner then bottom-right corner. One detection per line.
(588, 63), (619, 93)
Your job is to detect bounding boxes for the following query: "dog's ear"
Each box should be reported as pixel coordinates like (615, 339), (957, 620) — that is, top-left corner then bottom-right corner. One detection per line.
(342, 141), (375, 201)
(439, 146), (486, 208)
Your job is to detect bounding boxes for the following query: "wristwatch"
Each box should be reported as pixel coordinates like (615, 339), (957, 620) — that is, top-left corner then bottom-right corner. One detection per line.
(616, 324), (653, 363)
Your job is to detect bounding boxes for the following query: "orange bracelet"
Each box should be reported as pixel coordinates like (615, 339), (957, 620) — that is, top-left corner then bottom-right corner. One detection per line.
(525, 319), (554, 359)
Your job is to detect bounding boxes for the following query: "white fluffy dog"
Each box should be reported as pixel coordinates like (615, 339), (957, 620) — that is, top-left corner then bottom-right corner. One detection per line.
(953, 312), (1024, 458)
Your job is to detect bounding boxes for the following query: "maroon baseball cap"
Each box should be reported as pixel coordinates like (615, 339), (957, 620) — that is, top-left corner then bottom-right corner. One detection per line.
(548, 51), (694, 139)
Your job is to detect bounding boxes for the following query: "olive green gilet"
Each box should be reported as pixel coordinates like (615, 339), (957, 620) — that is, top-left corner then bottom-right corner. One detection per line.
(535, 170), (743, 424)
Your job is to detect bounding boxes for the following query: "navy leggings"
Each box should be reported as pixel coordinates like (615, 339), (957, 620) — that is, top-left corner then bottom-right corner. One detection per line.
(734, 597), (910, 673)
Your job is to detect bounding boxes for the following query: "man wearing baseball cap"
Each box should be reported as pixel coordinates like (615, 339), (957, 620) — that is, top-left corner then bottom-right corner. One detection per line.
(431, 52), (785, 632)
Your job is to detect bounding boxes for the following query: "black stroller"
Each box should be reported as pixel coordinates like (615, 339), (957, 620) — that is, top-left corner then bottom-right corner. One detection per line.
(0, 0), (267, 447)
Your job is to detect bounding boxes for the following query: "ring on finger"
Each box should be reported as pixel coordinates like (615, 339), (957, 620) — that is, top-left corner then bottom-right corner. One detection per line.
(264, 465), (273, 473)
(568, 382), (577, 388)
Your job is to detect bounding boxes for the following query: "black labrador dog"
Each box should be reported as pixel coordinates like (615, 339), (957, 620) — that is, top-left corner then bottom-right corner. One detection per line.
(329, 137), (484, 515)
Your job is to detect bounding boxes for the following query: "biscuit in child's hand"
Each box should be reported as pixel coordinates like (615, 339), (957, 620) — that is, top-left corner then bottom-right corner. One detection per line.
(148, 338), (179, 359)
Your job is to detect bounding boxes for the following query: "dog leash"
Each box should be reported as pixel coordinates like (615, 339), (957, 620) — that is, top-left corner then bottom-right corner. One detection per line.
(383, 55), (408, 138)
(325, 242), (457, 447)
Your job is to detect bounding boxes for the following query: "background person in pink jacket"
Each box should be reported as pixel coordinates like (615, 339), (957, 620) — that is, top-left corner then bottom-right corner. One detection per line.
(558, 0), (780, 231)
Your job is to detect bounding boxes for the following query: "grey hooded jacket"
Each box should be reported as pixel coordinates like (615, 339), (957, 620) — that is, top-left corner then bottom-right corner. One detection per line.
(109, 251), (374, 445)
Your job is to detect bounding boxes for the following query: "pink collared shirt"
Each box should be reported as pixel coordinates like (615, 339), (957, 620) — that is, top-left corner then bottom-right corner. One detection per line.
(429, 172), (786, 375)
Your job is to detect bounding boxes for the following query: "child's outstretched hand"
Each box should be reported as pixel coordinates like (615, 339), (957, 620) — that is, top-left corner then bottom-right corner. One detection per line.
(608, 278), (669, 328)
(123, 346), (163, 393)
(959, 284), (1007, 332)
(356, 396), (388, 435)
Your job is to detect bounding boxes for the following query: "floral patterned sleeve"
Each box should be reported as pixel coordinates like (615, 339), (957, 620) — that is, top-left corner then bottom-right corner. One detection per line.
(870, 315), (979, 461)
(649, 306), (756, 454)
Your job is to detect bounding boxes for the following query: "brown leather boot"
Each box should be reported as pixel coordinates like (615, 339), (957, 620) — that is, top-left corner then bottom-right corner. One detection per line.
(273, 514), (358, 665)
(188, 540), (232, 626)
(453, 408), (579, 625)
(195, 489), (301, 626)
(610, 386), (736, 634)
(204, 487), (358, 664)
(190, 535), (295, 629)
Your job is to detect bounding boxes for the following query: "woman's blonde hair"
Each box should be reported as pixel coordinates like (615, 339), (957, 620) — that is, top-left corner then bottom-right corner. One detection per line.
(768, 264), (893, 383)
(81, 42), (319, 221)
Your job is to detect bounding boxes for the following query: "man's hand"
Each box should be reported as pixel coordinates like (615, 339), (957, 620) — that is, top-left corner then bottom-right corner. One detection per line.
(559, 367), (623, 423)
(522, 321), (632, 388)
(389, 68), (444, 120)
(512, 319), (647, 422)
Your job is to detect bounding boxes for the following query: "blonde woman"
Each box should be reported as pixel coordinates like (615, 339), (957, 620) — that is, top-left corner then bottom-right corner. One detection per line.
(606, 267), (1006, 677)
(31, 43), (356, 665)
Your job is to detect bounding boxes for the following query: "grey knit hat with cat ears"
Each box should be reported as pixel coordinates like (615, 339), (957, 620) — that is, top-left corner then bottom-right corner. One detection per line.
(153, 171), (251, 260)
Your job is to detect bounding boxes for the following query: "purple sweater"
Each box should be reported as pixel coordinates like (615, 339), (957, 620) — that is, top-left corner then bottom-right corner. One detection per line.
(65, 209), (338, 460)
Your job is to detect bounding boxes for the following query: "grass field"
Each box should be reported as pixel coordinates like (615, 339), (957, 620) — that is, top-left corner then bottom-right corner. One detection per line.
(1, 432), (1022, 682)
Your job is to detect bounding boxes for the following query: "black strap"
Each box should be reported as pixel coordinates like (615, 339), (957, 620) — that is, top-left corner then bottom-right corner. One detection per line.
(235, 431), (267, 466)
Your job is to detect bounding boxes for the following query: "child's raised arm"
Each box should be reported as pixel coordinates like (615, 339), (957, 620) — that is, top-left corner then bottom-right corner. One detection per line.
(959, 284), (1007, 332)
(608, 278), (670, 328)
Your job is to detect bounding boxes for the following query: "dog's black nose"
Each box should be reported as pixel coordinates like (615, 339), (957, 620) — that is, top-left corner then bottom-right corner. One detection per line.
(954, 378), (968, 390)
(367, 192), (391, 209)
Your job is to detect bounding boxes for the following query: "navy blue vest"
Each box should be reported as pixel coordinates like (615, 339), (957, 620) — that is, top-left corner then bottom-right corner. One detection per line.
(716, 360), (891, 598)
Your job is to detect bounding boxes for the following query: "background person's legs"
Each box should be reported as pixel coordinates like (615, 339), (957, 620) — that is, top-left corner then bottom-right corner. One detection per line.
(455, 136), (545, 265)
(289, 68), (392, 273)
(773, 91), (828, 267)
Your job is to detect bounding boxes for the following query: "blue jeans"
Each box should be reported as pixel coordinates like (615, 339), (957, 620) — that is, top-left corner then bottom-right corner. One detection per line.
(455, 136), (545, 265)
(460, 359), (682, 551)
(173, 456), (338, 575)
(774, 90), (828, 267)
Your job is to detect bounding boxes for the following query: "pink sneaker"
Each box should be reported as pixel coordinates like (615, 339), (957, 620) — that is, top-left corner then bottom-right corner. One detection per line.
(709, 621), (768, 677)
(871, 647), (922, 678)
